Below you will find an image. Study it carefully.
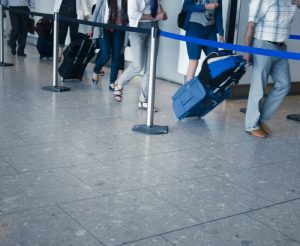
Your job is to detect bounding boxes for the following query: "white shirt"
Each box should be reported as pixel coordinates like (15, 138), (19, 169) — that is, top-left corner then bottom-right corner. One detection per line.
(248, 0), (297, 42)
(127, 0), (160, 27)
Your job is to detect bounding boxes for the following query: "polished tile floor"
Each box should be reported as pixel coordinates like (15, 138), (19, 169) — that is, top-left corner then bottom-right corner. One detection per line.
(0, 44), (300, 246)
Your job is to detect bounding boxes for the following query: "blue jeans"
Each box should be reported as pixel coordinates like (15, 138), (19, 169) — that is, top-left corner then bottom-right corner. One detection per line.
(245, 39), (291, 131)
(185, 22), (217, 60)
(94, 29), (124, 84)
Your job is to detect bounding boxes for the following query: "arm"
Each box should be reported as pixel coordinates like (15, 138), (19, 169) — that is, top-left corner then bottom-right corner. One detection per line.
(183, 0), (218, 13)
(80, 0), (90, 20)
(89, 0), (103, 35)
(214, 0), (224, 39)
(243, 0), (268, 65)
(243, 21), (256, 65)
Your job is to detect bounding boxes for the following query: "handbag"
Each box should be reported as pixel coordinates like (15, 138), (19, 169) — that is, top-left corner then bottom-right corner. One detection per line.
(177, 9), (186, 30)
(28, 17), (35, 34)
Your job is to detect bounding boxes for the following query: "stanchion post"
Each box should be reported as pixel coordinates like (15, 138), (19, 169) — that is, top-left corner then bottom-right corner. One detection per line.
(132, 26), (168, 135)
(42, 12), (70, 92)
(0, 5), (13, 66)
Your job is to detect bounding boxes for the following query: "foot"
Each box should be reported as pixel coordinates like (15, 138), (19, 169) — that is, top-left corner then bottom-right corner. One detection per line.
(99, 70), (105, 76)
(109, 83), (115, 91)
(11, 49), (16, 55)
(113, 84), (123, 102)
(17, 53), (27, 57)
(260, 122), (272, 134)
(92, 73), (100, 85)
(138, 101), (158, 112)
(247, 128), (268, 138)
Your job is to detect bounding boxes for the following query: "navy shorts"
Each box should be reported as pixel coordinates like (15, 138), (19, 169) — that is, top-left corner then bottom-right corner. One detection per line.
(185, 22), (218, 60)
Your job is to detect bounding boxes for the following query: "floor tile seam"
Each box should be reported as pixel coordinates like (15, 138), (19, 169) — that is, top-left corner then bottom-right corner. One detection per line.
(0, 140), (76, 151)
(145, 162), (187, 181)
(56, 204), (106, 246)
(245, 213), (300, 243)
(118, 234), (176, 246)
(120, 198), (300, 245)
(55, 188), (160, 207)
(3, 128), (28, 145)
(145, 187), (202, 222)
(215, 174), (276, 204)
(213, 160), (294, 176)
(0, 203), (63, 216)
(141, 174), (218, 192)
(0, 157), (21, 174)
(0, 164), (101, 177)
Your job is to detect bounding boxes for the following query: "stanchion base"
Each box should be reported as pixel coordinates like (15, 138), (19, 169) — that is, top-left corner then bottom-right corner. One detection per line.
(287, 114), (300, 122)
(42, 86), (71, 92)
(0, 62), (14, 66)
(240, 107), (246, 114)
(132, 124), (168, 135)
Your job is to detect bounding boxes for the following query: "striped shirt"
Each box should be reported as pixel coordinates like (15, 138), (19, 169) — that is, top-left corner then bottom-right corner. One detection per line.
(248, 0), (297, 42)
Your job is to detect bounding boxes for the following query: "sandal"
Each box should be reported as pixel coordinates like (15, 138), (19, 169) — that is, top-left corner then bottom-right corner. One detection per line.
(138, 101), (158, 112)
(109, 83), (115, 91)
(113, 84), (123, 102)
(92, 73), (100, 85)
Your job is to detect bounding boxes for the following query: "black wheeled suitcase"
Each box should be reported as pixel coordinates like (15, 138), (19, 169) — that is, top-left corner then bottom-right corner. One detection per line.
(172, 51), (246, 119)
(58, 33), (96, 81)
(34, 17), (53, 59)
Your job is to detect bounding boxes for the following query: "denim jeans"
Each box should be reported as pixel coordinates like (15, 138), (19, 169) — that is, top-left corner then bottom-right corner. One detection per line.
(245, 39), (291, 131)
(94, 29), (125, 84)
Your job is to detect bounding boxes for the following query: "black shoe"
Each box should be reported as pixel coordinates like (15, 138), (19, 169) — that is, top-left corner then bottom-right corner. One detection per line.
(17, 53), (27, 57)
(11, 49), (16, 55)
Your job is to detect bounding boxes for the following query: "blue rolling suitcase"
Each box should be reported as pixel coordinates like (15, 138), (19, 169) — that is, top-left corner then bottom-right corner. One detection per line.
(172, 51), (246, 119)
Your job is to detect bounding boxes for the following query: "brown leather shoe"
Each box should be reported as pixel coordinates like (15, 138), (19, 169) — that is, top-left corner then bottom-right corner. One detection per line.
(260, 122), (272, 134)
(247, 129), (268, 138)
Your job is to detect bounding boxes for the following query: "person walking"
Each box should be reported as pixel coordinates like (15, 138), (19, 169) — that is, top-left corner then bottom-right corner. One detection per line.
(183, 0), (224, 81)
(54, 0), (90, 62)
(244, 0), (300, 138)
(113, 0), (167, 111)
(1, 0), (35, 56)
(88, 0), (128, 89)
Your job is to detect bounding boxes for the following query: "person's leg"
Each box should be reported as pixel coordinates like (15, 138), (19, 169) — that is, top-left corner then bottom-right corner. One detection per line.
(110, 30), (124, 85)
(57, 6), (72, 61)
(185, 23), (204, 81)
(203, 27), (218, 56)
(92, 30), (112, 84)
(8, 8), (19, 54)
(116, 32), (145, 88)
(186, 60), (199, 81)
(113, 31), (145, 102)
(260, 54), (291, 122)
(245, 39), (273, 133)
(16, 7), (30, 55)
(58, 20), (68, 61)
(69, 19), (79, 43)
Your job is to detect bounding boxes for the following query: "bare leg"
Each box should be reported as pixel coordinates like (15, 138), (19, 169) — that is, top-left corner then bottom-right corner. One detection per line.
(186, 59), (198, 81)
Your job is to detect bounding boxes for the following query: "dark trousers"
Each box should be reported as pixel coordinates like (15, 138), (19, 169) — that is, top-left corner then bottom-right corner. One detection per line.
(58, 5), (78, 47)
(9, 6), (30, 54)
(94, 29), (125, 84)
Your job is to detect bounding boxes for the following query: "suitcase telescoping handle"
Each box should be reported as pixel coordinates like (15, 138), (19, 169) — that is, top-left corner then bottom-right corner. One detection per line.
(213, 60), (247, 94)
(73, 40), (86, 64)
(82, 42), (95, 64)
